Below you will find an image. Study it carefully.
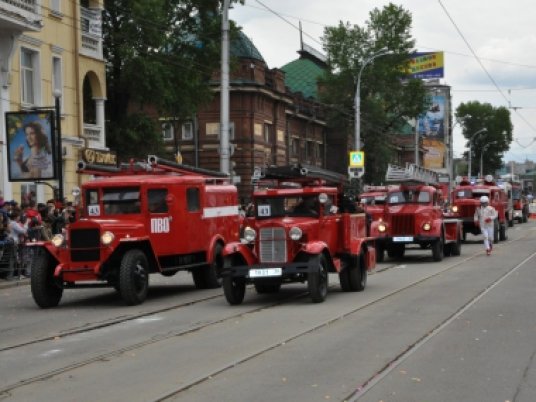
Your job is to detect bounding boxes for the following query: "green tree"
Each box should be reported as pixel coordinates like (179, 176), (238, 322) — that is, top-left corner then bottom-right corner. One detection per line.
(103, 0), (231, 160)
(320, 3), (428, 184)
(455, 101), (513, 177)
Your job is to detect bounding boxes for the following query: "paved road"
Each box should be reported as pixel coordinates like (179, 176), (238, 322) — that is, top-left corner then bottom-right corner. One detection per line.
(0, 221), (534, 401)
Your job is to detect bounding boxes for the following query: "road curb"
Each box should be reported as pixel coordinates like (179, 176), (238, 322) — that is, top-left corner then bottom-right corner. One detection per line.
(0, 278), (29, 290)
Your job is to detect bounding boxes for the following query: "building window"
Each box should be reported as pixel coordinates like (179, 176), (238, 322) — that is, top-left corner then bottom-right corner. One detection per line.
(52, 56), (62, 106)
(292, 138), (299, 156)
(182, 122), (193, 140)
(51, 0), (61, 14)
(206, 122), (235, 139)
(264, 124), (272, 143)
(307, 141), (315, 161)
(21, 48), (39, 106)
(162, 122), (174, 141)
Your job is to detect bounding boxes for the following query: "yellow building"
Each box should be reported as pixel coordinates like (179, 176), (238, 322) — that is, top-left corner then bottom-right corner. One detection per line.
(0, 0), (106, 205)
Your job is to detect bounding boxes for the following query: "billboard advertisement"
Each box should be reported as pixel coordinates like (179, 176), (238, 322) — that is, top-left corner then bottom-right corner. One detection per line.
(5, 111), (56, 182)
(418, 93), (448, 169)
(408, 52), (444, 79)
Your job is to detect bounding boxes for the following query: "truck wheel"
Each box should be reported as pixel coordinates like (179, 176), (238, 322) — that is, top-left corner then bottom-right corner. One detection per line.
(119, 249), (149, 306)
(523, 213), (528, 223)
(348, 254), (366, 292)
(462, 230), (467, 242)
(308, 254), (328, 303)
(451, 237), (462, 256)
(376, 244), (385, 263)
(193, 243), (223, 289)
(432, 236), (444, 262)
(443, 243), (452, 257)
(339, 258), (352, 292)
(254, 282), (281, 294)
(223, 277), (246, 305)
(499, 223), (507, 241)
(31, 249), (63, 308)
(493, 220), (500, 243)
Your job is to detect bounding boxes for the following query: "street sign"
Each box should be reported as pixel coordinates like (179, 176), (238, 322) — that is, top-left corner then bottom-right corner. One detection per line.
(348, 166), (364, 179)
(349, 151), (365, 167)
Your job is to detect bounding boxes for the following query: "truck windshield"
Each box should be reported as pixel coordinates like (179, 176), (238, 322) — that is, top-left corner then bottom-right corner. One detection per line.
(388, 190), (430, 205)
(255, 195), (319, 218)
(361, 196), (386, 205)
(512, 188), (522, 200)
(102, 187), (141, 215)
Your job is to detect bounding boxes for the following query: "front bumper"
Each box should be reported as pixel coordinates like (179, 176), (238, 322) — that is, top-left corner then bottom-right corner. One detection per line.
(222, 261), (316, 281)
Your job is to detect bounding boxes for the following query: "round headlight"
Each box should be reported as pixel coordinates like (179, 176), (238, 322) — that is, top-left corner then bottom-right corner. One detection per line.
(378, 223), (387, 233)
(318, 193), (328, 204)
(452, 205), (459, 213)
(51, 234), (65, 247)
(243, 227), (256, 242)
(101, 231), (115, 245)
(422, 222), (431, 231)
(289, 226), (303, 241)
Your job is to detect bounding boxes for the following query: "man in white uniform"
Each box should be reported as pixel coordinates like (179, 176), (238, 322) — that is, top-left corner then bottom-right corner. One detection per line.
(474, 195), (498, 255)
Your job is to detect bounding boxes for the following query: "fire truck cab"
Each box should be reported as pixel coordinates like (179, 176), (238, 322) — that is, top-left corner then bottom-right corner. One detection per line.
(450, 175), (511, 242)
(370, 164), (462, 262)
(221, 165), (376, 305)
(29, 156), (240, 308)
(360, 185), (393, 222)
(501, 174), (528, 223)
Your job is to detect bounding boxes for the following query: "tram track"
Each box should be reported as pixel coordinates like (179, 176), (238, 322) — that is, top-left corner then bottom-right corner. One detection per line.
(0, 230), (529, 399)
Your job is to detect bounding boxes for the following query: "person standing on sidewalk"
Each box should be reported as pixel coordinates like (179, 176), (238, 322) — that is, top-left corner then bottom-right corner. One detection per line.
(474, 195), (498, 255)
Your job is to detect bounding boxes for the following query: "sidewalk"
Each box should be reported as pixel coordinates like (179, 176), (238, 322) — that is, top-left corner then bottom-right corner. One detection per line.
(0, 277), (29, 290)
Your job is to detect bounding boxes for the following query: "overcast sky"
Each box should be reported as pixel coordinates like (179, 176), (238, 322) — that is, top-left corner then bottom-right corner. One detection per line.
(231, 0), (536, 164)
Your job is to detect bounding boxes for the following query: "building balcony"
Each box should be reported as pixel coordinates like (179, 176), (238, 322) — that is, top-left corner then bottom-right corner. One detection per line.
(80, 6), (103, 60)
(0, 0), (42, 32)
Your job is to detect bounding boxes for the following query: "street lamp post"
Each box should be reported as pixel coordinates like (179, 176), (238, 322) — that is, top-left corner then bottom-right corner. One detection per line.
(467, 127), (487, 178)
(354, 48), (393, 151)
(480, 141), (497, 177)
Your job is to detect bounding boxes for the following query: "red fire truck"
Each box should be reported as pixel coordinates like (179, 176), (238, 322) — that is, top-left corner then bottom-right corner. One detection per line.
(29, 156), (240, 308)
(449, 175), (511, 242)
(370, 164), (462, 262)
(221, 165), (376, 305)
(359, 185), (393, 222)
(501, 174), (529, 223)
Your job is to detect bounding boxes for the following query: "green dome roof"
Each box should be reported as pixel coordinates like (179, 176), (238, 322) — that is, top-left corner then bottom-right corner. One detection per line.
(281, 55), (325, 99)
(231, 30), (265, 63)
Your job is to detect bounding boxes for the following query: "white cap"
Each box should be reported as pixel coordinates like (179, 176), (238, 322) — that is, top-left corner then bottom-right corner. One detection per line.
(480, 195), (489, 203)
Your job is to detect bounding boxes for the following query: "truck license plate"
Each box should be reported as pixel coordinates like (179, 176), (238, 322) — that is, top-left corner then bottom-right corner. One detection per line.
(249, 268), (282, 278)
(393, 236), (413, 242)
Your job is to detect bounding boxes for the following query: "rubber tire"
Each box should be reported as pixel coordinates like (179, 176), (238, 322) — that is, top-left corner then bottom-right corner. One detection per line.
(443, 243), (452, 257)
(193, 243), (223, 289)
(223, 277), (246, 305)
(308, 254), (328, 303)
(376, 243), (385, 263)
(493, 220), (500, 243)
(432, 236), (444, 262)
(338, 258), (352, 292)
(451, 237), (462, 256)
(348, 254), (366, 292)
(462, 230), (467, 242)
(254, 282), (281, 294)
(31, 249), (63, 308)
(499, 223), (507, 241)
(119, 249), (149, 306)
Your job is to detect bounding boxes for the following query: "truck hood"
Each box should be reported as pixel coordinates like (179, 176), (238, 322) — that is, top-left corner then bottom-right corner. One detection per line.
(71, 218), (145, 235)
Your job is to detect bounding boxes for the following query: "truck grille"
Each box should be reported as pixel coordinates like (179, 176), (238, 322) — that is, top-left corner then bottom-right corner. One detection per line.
(259, 227), (287, 263)
(391, 214), (415, 236)
(70, 228), (100, 262)
(458, 204), (476, 218)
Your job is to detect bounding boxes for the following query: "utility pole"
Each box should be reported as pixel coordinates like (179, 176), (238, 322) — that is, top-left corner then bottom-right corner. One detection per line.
(219, 0), (230, 175)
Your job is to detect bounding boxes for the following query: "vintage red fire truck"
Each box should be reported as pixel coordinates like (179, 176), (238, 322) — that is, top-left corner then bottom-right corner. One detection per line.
(359, 185), (393, 222)
(500, 174), (529, 223)
(221, 165), (376, 305)
(369, 164), (462, 262)
(449, 175), (512, 242)
(29, 156), (240, 308)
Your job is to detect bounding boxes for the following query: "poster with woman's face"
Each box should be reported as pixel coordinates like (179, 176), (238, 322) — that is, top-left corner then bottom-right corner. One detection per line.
(5, 111), (56, 182)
